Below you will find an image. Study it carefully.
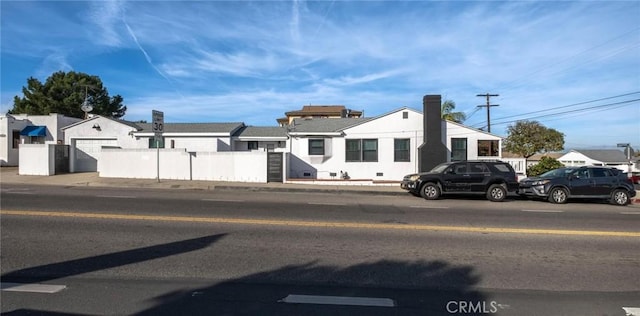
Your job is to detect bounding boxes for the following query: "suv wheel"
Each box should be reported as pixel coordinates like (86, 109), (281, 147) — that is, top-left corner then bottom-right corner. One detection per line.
(420, 183), (441, 200)
(548, 187), (568, 204)
(610, 189), (629, 206)
(486, 184), (507, 202)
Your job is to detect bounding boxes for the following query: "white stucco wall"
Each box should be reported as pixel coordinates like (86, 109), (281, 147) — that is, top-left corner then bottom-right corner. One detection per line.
(0, 115), (28, 166)
(1, 114), (80, 166)
(99, 148), (269, 182)
(64, 117), (140, 148)
(191, 151), (268, 182)
(18, 144), (54, 175)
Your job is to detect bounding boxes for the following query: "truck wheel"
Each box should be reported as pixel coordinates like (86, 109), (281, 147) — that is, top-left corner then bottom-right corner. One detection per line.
(548, 187), (568, 204)
(486, 184), (507, 202)
(420, 183), (441, 200)
(610, 189), (629, 206)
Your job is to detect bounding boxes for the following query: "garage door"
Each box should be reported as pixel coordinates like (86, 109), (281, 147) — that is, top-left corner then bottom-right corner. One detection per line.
(74, 139), (117, 172)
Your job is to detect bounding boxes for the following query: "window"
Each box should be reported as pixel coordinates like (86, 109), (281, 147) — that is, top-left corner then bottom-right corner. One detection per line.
(469, 162), (489, 173)
(362, 139), (378, 162)
(248, 141), (259, 150)
(477, 140), (499, 157)
(494, 163), (512, 173)
(346, 139), (378, 162)
(345, 139), (361, 161)
(12, 130), (20, 149)
(309, 139), (324, 155)
(402, 111), (409, 119)
(394, 139), (410, 162)
(448, 163), (468, 174)
(149, 137), (165, 148)
(29, 136), (45, 144)
(451, 138), (467, 161)
(592, 168), (612, 177)
(170, 140), (175, 149)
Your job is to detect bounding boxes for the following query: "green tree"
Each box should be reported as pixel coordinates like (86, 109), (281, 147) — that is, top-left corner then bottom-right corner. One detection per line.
(527, 156), (565, 177)
(441, 100), (466, 123)
(503, 120), (564, 158)
(8, 71), (127, 119)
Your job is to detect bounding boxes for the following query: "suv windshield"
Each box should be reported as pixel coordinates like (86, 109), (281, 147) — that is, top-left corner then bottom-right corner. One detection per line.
(540, 168), (576, 178)
(430, 163), (452, 173)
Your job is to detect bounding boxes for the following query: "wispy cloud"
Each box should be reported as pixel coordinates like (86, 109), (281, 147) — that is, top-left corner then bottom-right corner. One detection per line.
(2, 0), (639, 147)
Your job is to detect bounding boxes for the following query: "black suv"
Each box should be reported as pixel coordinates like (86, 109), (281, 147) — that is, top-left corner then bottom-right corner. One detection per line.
(518, 166), (636, 205)
(401, 161), (519, 202)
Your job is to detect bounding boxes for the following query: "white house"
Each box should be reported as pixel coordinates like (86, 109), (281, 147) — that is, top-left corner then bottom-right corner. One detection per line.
(558, 149), (634, 173)
(286, 107), (505, 181)
(62, 115), (251, 173)
(0, 113), (81, 166)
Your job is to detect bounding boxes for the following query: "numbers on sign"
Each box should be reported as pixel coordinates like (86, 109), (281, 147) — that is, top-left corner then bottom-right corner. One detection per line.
(153, 122), (163, 132)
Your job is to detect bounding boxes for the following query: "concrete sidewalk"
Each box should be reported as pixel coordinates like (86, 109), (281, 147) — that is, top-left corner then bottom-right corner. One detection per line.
(0, 167), (406, 196)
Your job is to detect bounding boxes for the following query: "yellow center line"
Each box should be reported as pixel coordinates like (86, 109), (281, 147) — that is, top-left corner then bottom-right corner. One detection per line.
(2, 209), (639, 238)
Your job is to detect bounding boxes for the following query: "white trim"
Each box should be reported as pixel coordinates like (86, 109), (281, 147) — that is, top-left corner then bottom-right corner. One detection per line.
(288, 132), (343, 136)
(134, 132), (231, 137)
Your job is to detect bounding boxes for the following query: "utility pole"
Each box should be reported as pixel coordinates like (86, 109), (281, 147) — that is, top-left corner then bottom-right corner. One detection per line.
(476, 93), (499, 133)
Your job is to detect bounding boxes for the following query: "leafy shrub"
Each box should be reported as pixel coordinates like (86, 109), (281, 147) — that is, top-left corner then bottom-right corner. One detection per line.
(527, 156), (565, 177)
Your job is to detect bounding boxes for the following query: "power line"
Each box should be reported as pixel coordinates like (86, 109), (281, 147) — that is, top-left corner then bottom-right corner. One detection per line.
(491, 91), (640, 122)
(486, 98), (640, 127)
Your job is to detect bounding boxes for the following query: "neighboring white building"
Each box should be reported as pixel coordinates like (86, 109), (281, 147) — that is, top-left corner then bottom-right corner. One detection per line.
(62, 115), (249, 173)
(0, 113), (81, 166)
(286, 107), (504, 181)
(232, 126), (288, 152)
(558, 149), (634, 173)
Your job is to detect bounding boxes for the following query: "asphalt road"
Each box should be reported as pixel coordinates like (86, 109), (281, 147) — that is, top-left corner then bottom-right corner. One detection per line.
(1, 184), (639, 316)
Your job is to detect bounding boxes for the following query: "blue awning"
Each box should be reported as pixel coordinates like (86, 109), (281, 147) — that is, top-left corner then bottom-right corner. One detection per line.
(20, 125), (47, 137)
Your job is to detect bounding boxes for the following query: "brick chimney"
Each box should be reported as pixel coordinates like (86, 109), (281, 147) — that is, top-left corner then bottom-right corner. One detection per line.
(418, 95), (448, 172)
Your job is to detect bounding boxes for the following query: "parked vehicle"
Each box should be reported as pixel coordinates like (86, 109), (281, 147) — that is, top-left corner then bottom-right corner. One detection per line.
(401, 160), (520, 202)
(518, 166), (636, 205)
(630, 172), (640, 184)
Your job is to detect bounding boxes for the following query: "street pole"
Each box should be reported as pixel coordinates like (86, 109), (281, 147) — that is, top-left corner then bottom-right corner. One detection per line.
(476, 93), (499, 133)
(617, 143), (631, 174)
(157, 137), (160, 183)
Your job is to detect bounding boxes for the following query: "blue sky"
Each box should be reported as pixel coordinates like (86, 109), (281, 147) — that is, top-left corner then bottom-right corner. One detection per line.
(1, 0), (639, 149)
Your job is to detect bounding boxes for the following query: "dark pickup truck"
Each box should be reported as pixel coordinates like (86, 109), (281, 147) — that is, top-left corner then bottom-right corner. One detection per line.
(401, 160), (520, 202)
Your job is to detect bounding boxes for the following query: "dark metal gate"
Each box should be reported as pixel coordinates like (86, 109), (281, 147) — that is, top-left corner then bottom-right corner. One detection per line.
(54, 145), (70, 174)
(267, 152), (283, 183)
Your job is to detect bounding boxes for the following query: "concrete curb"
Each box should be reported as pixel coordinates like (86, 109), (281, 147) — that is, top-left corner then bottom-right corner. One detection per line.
(0, 168), (407, 197)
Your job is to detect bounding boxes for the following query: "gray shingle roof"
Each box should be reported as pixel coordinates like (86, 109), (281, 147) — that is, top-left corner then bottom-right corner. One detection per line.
(287, 118), (372, 133)
(234, 126), (287, 138)
(137, 122), (244, 133)
(573, 149), (630, 163)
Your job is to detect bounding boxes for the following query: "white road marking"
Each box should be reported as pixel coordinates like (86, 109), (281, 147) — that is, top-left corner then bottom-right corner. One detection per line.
(308, 202), (347, 206)
(280, 294), (395, 307)
(521, 209), (564, 213)
(96, 195), (137, 199)
(1, 283), (66, 293)
(410, 205), (449, 209)
(201, 199), (244, 202)
(620, 212), (640, 215)
(623, 307), (640, 316)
